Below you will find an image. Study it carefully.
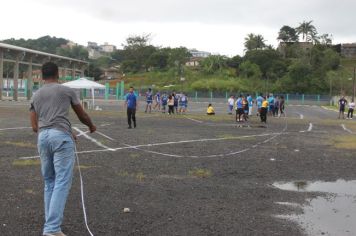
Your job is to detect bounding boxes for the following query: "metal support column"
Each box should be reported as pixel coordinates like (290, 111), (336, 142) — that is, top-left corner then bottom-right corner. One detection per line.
(0, 50), (3, 100)
(13, 53), (20, 101)
(27, 56), (33, 100)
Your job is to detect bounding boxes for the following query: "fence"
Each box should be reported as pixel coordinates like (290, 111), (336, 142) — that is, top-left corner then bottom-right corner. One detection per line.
(1, 80), (331, 106)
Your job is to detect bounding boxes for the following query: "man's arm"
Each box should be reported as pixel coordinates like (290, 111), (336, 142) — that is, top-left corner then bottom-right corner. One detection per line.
(71, 104), (96, 133)
(30, 111), (38, 133)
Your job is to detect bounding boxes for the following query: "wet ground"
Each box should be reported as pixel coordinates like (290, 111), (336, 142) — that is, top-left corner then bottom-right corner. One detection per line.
(0, 100), (355, 236)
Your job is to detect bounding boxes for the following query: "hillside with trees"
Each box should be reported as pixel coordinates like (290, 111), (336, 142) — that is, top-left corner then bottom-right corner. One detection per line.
(2, 21), (355, 95)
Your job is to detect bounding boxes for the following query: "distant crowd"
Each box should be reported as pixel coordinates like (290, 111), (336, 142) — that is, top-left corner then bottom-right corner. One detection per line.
(227, 93), (285, 123)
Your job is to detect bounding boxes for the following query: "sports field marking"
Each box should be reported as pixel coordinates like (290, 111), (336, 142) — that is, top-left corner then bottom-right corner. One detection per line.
(295, 112), (304, 119)
(299, 123), (313, 133)
(0, 127), (31, 131)
(184, 116), (204, 123)
(73, 127), (115, 151)
(96, 131), (115, 141)
(341, 124), (354, 134)
(18, 132), (280, 160)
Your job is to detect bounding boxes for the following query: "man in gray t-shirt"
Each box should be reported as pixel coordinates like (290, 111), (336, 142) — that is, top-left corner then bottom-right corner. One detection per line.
(30, 62), (96, 236)
(30, 83), (81, 135)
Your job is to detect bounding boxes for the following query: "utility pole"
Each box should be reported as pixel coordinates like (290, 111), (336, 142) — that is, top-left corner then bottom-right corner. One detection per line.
(353, 66), (355, 101)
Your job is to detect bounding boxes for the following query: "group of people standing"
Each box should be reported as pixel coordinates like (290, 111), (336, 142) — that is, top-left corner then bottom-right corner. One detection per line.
(125, 87), (189, 129)
(143, 88), (188, 115)
(338, 96), (354, 119)
(228, 93), (285, 123)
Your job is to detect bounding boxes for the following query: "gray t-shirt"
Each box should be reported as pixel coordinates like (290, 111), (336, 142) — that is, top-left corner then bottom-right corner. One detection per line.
(30, 83), (80, 134)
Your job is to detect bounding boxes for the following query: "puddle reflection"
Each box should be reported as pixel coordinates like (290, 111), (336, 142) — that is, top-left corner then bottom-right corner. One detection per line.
(274, 179), (356, 236)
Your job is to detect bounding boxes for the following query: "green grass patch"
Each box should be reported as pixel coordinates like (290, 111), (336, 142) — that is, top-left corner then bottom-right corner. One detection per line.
(331, 135), (356, 150)
(25, 189), (36, 195)
(5, 141), (36, 148)
(117, 171), (146, 181)
(189, 168), (212, 178)
(13, 159), (41, 166)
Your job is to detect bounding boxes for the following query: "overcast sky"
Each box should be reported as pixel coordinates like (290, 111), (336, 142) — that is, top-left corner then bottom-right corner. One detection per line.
(1, 0), (356, 56)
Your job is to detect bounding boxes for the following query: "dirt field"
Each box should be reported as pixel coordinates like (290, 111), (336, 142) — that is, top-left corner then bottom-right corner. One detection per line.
(0, 100), (355, 236)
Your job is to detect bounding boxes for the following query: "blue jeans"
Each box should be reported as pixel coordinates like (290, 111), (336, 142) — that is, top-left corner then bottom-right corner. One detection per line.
(38, 129), (75, 234)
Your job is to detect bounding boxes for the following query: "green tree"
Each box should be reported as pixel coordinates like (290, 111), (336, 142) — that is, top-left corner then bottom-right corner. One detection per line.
(57, 45), (88, 60)
(277, 25), (299, 42)
(200, 55), (228, 74)
(244, 33), (266, 51)
(296, 20), (318, 42)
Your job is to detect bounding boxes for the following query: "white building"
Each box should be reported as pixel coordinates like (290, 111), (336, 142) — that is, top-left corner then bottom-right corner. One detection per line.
(100, 42), (116, 53)
(189, 49), (211, 58)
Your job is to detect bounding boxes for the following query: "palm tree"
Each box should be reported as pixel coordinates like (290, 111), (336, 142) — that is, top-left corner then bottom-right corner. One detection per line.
(244, 33), (266, 51)
(244, 33), (257, 51)
(255, 34), (266, 49)
(296, 20), (318, 42)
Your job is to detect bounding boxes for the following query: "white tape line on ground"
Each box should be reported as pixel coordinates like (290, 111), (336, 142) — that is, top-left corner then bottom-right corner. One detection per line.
(18, 132), (281, 160)
(96, 131), (115, 141)
(341, 124), (354, 134)
(298, 113), (304, 119)
(73, 127), (115, 151)
(184, 116), (204, 123)
(111, 132), (279, 151)
(299, 123), (313, 133)
(0, 127), (31, 131)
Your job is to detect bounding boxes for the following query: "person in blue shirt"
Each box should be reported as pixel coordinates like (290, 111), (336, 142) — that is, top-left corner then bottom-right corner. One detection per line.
(125, 86), (138, 129)
(145, 88), (153, 113)
(173, 92), (179, 113)
(268, 94), (275, 116)
(246, 94), (253, 116)
(236, 95), (244, 122)
(256, 93), (263, 116)
(153, 92), (161, 111)
(161, 92), (168, 113)
(179, 93), (188, 113)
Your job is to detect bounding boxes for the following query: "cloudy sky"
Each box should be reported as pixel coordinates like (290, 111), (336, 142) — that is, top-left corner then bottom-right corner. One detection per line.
(1, 0), (356, 56)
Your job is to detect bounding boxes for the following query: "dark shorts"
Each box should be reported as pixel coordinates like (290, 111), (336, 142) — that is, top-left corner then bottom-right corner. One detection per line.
(236, 108), (244, 115)
(147, 101), (152, 105)
(340, 107), (345, 112)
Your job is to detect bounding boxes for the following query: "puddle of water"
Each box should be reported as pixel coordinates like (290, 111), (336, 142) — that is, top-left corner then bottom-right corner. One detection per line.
(273, 179), (356, 236)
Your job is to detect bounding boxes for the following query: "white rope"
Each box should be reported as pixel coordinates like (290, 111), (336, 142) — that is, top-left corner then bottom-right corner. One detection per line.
(74, 144), (94, 236)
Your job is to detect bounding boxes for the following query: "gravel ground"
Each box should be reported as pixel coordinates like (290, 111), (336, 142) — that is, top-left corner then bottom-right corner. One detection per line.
(0, 101), (355, 236)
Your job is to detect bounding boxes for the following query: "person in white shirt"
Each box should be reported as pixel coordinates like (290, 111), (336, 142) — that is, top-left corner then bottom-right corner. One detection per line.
(347, 99), (355, 119)
(227, 95), (235, 114)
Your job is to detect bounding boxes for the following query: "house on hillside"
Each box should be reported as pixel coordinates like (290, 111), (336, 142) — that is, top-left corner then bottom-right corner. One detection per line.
(103, 68), (121, 80)
(340, 43), (356, 58)
(87, 41), (117, 59)
(185, 49), (211, 67)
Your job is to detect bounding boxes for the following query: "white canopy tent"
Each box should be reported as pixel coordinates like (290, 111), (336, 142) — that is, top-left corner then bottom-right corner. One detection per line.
(62, 78), (105, 109)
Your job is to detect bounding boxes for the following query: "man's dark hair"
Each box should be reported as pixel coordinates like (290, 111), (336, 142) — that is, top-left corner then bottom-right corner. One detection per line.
(130, 86), (134, 89)
(42, 62), (59, 80)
